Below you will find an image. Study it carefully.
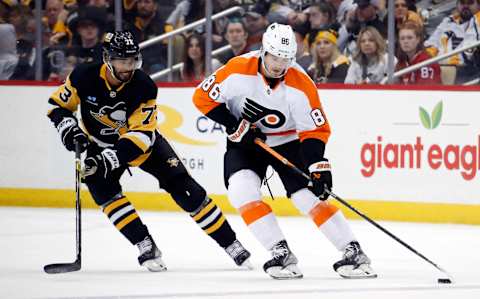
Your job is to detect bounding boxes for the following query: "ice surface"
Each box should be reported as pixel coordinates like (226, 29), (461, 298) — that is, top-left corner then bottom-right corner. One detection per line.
(1, 207), (479, 299)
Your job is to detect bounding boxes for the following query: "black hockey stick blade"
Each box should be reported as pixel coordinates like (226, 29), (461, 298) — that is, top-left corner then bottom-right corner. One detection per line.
(44, 260), (81, 274)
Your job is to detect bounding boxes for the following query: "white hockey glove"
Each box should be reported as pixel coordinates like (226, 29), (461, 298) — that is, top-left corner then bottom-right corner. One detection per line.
(308, 159), (332, 200)
(56, 117), (89, 153)
(227, 119), (266, 149)
(84, 148), (121, 179)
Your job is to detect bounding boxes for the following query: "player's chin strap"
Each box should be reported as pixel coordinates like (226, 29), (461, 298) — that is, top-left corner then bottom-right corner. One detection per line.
(253, 138), (455, 283)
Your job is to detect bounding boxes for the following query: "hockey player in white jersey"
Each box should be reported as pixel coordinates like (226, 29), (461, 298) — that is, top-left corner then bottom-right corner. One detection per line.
(192, 23), (376, 280)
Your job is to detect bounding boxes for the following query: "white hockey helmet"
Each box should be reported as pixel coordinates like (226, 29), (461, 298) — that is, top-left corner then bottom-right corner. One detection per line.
(260, 23), (297, 77)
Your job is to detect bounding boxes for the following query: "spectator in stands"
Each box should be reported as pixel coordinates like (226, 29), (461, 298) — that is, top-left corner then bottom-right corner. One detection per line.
(308, 28), (349, 83)
(394, 0), (423, 31)
(243, 0), (269, 51)
(0, 0), (12, 24)
(10, 39), (35, 80)
(217, 18), (249, 64)
(425, 0), (479, 65)
(180, 33), (222, 81)
(0, 22), (18, 80)
(396, 21), (441, 85)
(441, 0), (480, 83)
(126, 0), (168, 73)
(307, 1), (337, 31)
(326, 0), (356, 24)
(345, 26), (393, 84)
(343, 0), (387, 55)
(292, 21), (312, 71)
(166, 0), (205, 29)
(44, 0), (70, 46)
(69, 6), (106, 64)
(211, 0), (241, 47)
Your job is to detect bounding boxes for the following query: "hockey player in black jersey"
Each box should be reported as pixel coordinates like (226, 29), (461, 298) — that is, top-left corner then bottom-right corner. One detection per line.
(47, 31), (251, 271)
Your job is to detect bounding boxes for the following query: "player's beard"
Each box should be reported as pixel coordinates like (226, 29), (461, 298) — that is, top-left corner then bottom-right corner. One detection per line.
(116, 70), (134, 82)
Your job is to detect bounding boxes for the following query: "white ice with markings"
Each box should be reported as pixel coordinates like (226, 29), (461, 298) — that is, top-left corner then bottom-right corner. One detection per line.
(1, 207), (479, 299)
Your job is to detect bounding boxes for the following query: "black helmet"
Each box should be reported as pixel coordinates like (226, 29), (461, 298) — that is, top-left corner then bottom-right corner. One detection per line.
(102, 31), (142, 82)
(103, 31), (140, 59)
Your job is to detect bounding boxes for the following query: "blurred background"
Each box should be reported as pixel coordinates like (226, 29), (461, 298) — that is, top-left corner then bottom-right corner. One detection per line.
(1, 0), (480, 85)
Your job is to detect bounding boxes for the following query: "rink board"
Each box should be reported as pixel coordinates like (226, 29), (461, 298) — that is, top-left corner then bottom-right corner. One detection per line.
(0, 83), (479, 224)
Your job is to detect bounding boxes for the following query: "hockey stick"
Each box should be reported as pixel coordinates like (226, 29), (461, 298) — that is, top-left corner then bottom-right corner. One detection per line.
(44, 142), (82, 274)
(254, 138), (454, 282)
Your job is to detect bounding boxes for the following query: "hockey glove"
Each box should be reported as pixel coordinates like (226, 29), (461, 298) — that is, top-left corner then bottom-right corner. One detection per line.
(84, 148), (121, 179)
(308, 159), (333, 200)
(56, 117), (89, 153)
(227, 119), (266, 149)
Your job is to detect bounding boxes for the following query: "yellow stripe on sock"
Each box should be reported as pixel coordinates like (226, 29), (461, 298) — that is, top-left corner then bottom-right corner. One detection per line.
(204, 215), (225, 234)
(103, 197), (129, 215)
(192, 200), (215, 221)
(115, 213), (139, 230)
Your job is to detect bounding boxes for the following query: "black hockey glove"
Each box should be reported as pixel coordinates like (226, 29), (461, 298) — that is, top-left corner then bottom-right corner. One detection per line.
(56, 117), (89, 153)
(83, 148), (121, 179)
(227, 119), (266, 149)
(308, 159), (333, 200)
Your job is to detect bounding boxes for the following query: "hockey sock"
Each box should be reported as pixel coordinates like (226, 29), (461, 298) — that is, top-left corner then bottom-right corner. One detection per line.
(102, 196), (149, 245)
(239, 200), (285, 250)
(309, 201), (356, 251)
(190, 198), (236, 248)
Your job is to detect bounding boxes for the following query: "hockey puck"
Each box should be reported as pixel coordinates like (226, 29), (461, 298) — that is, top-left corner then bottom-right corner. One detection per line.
(437, 278), (452, 284)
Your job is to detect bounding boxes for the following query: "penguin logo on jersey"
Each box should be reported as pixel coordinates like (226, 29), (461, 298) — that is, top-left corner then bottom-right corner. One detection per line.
(90, 102), (127, 136)
(241, 98), (286, 129)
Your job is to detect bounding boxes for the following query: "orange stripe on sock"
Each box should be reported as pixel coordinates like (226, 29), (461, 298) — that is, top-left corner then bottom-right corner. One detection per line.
(239, 201), (272, 225)
(309, 202), (339, 227)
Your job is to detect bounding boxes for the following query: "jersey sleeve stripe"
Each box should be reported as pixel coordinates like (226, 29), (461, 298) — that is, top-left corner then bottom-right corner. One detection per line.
(285, 68), (331, 143)
(120, 131), (152, 153)
(193, 56), (259, 115)
(49, 77), (81, 112)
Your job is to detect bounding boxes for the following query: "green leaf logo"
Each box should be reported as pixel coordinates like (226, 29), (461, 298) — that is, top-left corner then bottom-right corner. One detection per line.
(419, 101), (443, 130)
(431, 101), (443, 129)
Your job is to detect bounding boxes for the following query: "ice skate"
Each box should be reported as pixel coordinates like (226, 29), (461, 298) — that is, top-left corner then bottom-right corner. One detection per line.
(263, 240), (303, 279)
(225, 240), (253, 269)
(333, 241), (377, 279)
(137, 236), (167, 272)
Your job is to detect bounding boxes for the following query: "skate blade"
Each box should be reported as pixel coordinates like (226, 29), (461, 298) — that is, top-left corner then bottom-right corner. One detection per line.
(266, 264), (303, 280)
(336, 264), (377, 279)
(240, 258), (254, 270)
(142, 258), (167, 272)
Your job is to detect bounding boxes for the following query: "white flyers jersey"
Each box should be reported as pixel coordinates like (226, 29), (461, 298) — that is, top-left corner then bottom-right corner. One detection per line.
(193, 51), (331, 147)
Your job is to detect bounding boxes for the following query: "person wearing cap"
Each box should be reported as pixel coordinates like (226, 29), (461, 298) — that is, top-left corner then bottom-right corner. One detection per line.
(244, 0), (270, 51)
(308, 28), (349, 83)
(69, 6), (106, 64)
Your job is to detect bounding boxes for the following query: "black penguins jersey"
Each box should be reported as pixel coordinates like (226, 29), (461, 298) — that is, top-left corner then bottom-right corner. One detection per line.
(47, 62), (158, 166)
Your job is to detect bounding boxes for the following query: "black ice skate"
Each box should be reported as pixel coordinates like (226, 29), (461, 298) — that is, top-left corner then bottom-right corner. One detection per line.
(225, 240), (253, 269)
(333, 241), (377, 279)
(137, 236), (167, 272)
(263, 240), (303, 279)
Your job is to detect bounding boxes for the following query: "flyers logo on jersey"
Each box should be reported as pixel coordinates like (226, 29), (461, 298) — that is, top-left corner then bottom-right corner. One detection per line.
(90, 102), (128, 136)
(241, 98), (286, 129)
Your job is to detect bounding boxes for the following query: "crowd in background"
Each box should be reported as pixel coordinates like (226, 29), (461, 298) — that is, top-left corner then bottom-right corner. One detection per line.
(1, 0), (480, 84)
